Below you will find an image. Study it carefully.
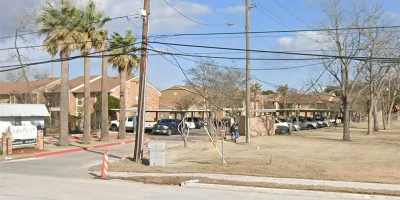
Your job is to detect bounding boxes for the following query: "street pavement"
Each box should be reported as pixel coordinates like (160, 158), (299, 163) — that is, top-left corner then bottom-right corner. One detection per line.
(1, 129), (397, 200)
(0, 173), (376, 200)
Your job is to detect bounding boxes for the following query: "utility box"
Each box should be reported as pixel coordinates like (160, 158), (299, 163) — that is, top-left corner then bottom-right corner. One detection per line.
(148, 141), (165, 167)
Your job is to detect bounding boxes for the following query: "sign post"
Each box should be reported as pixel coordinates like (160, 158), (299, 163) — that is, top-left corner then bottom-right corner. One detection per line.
(9, 126), (37, 146)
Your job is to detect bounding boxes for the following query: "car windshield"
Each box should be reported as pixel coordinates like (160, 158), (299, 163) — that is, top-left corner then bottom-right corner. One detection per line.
(159, 119), (174, 124)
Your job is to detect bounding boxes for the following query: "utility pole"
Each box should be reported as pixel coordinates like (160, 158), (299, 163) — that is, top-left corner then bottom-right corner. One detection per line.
(134, 0), (150, 162)
(245, 0), (251, 143)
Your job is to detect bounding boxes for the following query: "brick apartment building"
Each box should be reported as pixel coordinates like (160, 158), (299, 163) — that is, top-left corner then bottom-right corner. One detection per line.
(0, 75), (160, 123)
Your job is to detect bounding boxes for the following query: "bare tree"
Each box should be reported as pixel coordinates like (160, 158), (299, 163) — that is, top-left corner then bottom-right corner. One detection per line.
(359, 5), (397, 134)
(381, 66), (400, 129)
(174, 94), (195, 147)
(187, 59), (246, 139)
(316, 0), (385, 140)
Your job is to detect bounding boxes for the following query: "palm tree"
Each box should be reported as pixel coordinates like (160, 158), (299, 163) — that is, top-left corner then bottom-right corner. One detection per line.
(76, 1), (110, 144)
(108, 30), (139, 139)
(100, 29), (110, 141)
(251, 82), (262, 113)
(37, 1), (81, 146)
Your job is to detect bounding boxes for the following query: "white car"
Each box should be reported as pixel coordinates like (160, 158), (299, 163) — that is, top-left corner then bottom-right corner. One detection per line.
(185, 121), (196, 129)
(275, 118), (300, 131)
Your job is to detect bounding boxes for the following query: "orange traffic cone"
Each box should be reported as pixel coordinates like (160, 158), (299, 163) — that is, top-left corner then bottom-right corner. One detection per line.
(101, 150), (109, 179)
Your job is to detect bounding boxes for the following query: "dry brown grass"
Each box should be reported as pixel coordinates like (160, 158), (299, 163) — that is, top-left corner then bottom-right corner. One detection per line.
(119, 176), (400, 197)
(91, 122), (400, 184)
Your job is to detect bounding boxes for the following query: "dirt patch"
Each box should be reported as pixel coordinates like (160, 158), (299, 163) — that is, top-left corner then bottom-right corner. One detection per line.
(119, 176), (400, 197)
(12, 147), (47, 155)
(90, 123), (400, 184)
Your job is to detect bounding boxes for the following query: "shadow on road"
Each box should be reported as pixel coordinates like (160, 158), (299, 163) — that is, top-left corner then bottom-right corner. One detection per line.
(69, 144), (123, 160)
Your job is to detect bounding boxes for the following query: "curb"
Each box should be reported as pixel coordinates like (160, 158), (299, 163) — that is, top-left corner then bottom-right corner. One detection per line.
(180, 183), (400, 200)
(34, 138), (155, 158)
(45, 134), (135, 142)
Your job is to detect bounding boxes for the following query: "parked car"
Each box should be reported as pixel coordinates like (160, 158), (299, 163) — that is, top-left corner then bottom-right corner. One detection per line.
(292, 117), (318, 130)
(275, 125), (289, 135)
(305, 117), (323, 128)
(275, 118), (300, 131)
(314, 115), (330, 128)
(185, 120), (196, 129)
(109, 116), (136, 132)
(151, 119), (183, 136)
(186, 117), (205, 129)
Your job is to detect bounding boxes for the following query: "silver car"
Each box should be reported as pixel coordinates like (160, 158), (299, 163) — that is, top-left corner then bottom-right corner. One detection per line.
(291, 117), (318, 130)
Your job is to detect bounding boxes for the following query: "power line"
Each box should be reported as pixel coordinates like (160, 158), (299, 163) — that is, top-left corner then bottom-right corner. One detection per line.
(290, 59), (336, 104)
(148, 44), (226, 111)
(162, 0), (226, 27)
(172, 54), (325, 70)
(161, 43), (282, 88)
(0, 42), (141, 72)
(147, 41), (400, 61)
(271, 0), (312, 28)
(156, 25), (400, 38)
(254, 1), (296, 30)
(149, 49), (331, 61)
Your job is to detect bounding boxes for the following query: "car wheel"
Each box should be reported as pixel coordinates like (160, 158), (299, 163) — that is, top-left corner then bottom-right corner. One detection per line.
(307, 125), (314, 130)
(167, 129), (172, 136)
(111, 125), (118, 131)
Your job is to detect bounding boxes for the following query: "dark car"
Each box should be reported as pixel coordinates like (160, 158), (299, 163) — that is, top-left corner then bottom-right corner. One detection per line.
(186, 117), (205, 129)
(151, 119), (183, 136)
(275, 125), (289, 135)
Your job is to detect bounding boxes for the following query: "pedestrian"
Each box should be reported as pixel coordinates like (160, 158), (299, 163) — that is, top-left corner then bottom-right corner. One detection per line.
(234, 123), (240, 143)
(230, 123), (235, 140)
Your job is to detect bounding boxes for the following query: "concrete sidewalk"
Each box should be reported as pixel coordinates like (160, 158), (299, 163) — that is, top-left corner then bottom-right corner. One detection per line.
(99, 172), (400, 192)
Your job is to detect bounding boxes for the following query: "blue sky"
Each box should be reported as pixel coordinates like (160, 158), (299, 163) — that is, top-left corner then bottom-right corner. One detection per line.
(1, 0), (400, 92)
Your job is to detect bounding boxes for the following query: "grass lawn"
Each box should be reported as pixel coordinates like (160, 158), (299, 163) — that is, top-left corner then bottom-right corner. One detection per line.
(91, 122), (400, 184)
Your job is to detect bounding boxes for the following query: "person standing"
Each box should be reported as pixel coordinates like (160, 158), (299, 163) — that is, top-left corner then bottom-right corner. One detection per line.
(234, 123), (240, 142)
(230, 123), (235, 140)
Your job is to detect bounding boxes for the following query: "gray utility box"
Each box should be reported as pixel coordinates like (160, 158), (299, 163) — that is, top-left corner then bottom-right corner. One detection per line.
(148, 141), (165, 167)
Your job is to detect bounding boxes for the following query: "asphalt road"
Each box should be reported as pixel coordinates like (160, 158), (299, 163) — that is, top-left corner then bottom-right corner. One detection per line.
(0, 129), (390, 200)
(0, 173), (364, 200)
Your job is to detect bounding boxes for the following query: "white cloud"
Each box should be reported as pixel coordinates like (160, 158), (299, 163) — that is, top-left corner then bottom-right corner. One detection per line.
(218, 5), (245, 14)
(303, 0), (320, 9)
(275, 31), (335, 59)
(277, 37), (293, 46)
(386, 11), (398, 19)
(88, 0), (213, 33)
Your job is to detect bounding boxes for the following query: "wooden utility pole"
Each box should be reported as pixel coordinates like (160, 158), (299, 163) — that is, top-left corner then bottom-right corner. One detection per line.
(245, 0), (251, 143)
(134, 0), (150, 162)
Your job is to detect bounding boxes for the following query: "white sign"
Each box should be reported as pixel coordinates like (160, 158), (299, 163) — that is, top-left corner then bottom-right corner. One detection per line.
(9, 125), (37, 145)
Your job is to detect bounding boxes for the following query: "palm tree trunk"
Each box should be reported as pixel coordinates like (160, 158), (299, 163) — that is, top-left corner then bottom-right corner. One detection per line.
(59, 51), (70, 146)
(118, 67), (127, 139)
(101, 40), (109, 141)
(82, 56), (91, 144)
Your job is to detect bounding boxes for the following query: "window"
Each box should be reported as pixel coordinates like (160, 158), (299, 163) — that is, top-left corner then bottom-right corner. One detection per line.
(127, 117), (133, 122)
(76, 93), (83, 106)
(15, 117), (22, 126)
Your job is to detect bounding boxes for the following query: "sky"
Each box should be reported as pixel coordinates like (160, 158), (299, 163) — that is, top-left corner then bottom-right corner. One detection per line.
(0, 0), (400, 92)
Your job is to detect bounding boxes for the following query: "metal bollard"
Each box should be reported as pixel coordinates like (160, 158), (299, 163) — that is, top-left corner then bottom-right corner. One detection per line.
(221, 137), (224, 165)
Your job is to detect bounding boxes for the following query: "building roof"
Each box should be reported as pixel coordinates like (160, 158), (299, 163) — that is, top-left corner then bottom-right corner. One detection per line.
(259, 93), (341, 104)
(48, 76), (100, 92)
(73, 76), (137, 93)
(0, 104), (50, 117)
(0, 78), (60, 95)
